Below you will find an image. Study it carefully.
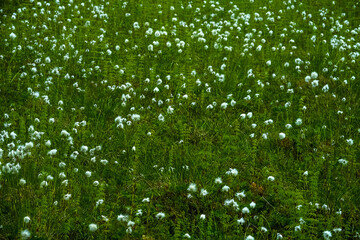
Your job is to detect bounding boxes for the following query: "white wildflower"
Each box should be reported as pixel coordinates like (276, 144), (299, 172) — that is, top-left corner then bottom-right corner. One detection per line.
(323, 230), (332, 240)
(10, 32), (17, 39)
(295, 118), (302, 126)
(45, 140), (51, 147)
(96, 199), (104, 207)
(63, 194), (71, 200)
(242, 207), (250, 214)
(188, 183), (197, 192)
(23, 216), (31, 223)
(183, 233), (191, 238)
(226, 168), (238, 176)
(40, 181), (48, 188)
(346, 139), (354, 145)
(215, 177), (222, 184)
(322, 84), (329, 92)
(338, 159), (348, 165)
(117, 214), (129, 222)
(221, 102), (228, 109)
(158, 114), (165, 122)
(237, 217), (245, 225)
(279, 133), (286, 140)
(21, 229), (31, 239)
(19, 178), (26, 185)
(245, 235), (254, 240)
(89, 223), (97, 232)
(47, 149), (57, 156)
(312, 80), (319, 87)
(156, 212), (165, 219)
(235, 191), (246, 200)
(200, 189), (208, 196)
(311, 72), (318, 79)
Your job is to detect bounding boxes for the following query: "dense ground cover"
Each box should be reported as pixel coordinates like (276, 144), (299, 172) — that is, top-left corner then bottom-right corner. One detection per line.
(1, 0), (360, 239)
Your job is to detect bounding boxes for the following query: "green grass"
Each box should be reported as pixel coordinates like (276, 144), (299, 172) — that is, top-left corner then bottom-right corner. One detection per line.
(0, 0), (360, 239)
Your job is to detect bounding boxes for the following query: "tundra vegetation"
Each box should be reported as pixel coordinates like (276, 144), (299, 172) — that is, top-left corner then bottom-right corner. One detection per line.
(0, 0), (360, 239)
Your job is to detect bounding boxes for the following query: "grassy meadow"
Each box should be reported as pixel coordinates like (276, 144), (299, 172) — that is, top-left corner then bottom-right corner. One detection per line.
(1, 0), (360, 239)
